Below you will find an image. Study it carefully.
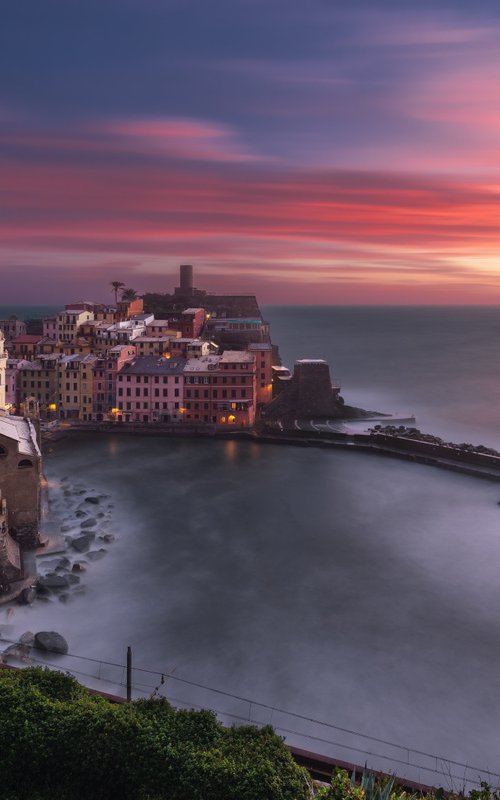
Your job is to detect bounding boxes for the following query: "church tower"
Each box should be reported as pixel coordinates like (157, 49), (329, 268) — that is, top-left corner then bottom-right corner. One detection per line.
(0, 330), (7, 412)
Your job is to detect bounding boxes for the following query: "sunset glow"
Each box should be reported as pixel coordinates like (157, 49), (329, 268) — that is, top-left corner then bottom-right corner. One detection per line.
(3, 1), (500, 303)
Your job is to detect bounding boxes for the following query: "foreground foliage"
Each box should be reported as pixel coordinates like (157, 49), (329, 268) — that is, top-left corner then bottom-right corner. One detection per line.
(0, 667), (310, 800)
(315, 769), (500, 800)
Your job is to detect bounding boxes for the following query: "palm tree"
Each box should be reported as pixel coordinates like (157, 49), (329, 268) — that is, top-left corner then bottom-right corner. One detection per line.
(121, 287), (138, 302)
(111, 281), (125, 304)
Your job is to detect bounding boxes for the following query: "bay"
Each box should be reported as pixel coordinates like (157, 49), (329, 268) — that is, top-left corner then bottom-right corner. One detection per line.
(2, 305), (500, 787)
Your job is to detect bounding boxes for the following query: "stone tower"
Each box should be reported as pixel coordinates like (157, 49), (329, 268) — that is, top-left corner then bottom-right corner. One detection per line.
(0, 330), (6, 411)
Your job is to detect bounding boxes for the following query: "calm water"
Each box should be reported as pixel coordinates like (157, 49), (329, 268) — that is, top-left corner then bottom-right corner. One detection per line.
(2, 306), (500, 786)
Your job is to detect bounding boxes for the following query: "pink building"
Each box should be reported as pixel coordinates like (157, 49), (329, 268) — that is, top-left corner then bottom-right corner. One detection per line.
(116, 356), (186, 423)
(93, 345), (136, 421)
(43, 318), (57, 340)
(182, 350), (256, 427)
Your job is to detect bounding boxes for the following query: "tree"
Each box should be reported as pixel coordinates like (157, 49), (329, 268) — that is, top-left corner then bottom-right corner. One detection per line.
(121, 287), (138, 302)
(110, 281), (125, 304)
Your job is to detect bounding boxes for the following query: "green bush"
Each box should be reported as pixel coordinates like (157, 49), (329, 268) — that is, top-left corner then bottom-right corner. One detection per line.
(0, 668), (311, 800)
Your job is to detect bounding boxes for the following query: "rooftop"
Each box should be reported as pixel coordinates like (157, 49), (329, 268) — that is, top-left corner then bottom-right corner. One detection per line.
(184, 356), (220, 372)
(248, 343), (273, 351)
(219, 351), (255, 363)
(120, 356), (186, 375)
(11, 335), (44, 344)
(0, 414), (41, 457)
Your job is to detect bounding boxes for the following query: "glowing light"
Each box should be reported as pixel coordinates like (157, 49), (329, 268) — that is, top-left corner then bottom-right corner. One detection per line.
(231, 402), (236, 409)
(179, 407), (186, 413)
(164, 352), (171, 359)
(220, 416), (226, 423)
(48, 403), (57, 411)
(228, 415), (236, 423)
(111, 407), (119, 414)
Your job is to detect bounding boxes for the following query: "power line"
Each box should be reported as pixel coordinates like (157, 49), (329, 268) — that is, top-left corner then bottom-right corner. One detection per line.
(1, 634), (498, 786)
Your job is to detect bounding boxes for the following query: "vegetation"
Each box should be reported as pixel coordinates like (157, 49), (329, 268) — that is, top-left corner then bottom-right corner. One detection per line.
(120, 287), (138, 301)
(110, 280), (125, 303)
(0, 667), (310, 800)
(315, 768), (500, 800)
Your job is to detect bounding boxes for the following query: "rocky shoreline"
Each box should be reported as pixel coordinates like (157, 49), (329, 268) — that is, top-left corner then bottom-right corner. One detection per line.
(0, 475), (119, 663)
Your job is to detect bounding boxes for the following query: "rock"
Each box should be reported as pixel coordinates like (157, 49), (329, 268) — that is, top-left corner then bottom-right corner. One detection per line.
(71, 562), (86, 573)
(80, 518), (97, 529)
(84, 496), (100, 505)
(96, 512), (105, 518)
(99, 533), (115, 543)
(71, 534), (94, 553)
(19, 631), (35, 646)
(2, 644), (29, 660)
(67, 574), (80, 585)
(19, 587), (37, 605)
(38, 574), (70, 590)
(58, 594), (72, 604)
(60, 524), (75, 533)
(87, 549), (107, 561)
(55, 557), (71, 571)
(34, 631), (69, 654)
(75, 510), (87, 518)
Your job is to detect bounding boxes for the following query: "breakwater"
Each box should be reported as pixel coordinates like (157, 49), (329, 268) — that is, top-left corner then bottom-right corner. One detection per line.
(44, 421), (500, 483)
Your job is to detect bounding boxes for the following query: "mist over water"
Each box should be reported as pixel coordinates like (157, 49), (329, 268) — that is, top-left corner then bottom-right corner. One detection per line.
(265, 306), (500, 448)
(3, 306), (500, 784)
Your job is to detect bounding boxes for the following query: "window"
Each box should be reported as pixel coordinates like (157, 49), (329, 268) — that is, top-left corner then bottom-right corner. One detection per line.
(174, 389), (179, 397)
(18, 459), (33, 469)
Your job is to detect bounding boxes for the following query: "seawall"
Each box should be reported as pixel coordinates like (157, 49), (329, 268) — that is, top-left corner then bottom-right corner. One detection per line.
(42, 422), (500, 483)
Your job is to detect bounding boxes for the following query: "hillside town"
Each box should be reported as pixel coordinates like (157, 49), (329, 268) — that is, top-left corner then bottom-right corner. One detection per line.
(0, 265), (347, 604)
(0, 266), (283, 430)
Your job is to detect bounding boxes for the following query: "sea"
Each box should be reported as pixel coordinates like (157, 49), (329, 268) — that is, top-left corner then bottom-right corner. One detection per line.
(2, 304), (500, 788)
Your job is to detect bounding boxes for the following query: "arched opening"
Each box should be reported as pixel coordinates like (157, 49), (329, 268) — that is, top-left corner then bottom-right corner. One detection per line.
(18, 459), (33, 469)
(0, 446), (7, 458)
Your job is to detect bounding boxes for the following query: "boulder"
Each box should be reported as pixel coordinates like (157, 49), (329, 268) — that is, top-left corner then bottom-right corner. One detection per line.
(19, 631), (35, 646)
(71, 562), (86, 573)
(38, 574), (70, 590)
(80, 518), (97, 529)
(34, 631), (69, 654)
(75, 510), (87, 518)
(87, 549), (107, 561)
(71, 534), (94, 553)
(84, 496), (100, 505)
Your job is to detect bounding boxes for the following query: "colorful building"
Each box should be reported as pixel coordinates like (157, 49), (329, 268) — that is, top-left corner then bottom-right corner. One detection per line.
(248, 342), (273, 405)
(116, 356), (185, 423)
(92, 345), (136, 421)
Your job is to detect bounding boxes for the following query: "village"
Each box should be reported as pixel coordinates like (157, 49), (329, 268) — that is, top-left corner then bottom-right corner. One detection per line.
(0, 265), (345, 605)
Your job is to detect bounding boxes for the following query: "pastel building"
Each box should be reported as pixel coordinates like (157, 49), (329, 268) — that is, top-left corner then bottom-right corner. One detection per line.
(56, 308), (94, 343)
(43, 318), (57, 339)
(132, 337), (173, 357)
(0, 316), (27, 342)
(9, 336), (45, 359)
(145, 321), (180, 337)
(92, 345), (136, 421)
(183, 350), (256, 427)
(58, 354), (97, 419)
(17, 356), (60, 417)
(116, 356), (186, 423)
(170, 338), (216, 359)
(248, 342), (273, 405)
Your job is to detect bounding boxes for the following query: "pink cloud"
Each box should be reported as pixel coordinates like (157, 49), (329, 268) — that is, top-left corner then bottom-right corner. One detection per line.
(101, 116), (259, 163)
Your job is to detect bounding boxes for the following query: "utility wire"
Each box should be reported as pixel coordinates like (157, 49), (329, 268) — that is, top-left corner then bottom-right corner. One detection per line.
(1, 633), (498, 786)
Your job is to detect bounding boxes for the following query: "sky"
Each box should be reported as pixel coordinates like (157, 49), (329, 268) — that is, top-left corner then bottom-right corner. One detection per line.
(3, 0), (500, 304)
